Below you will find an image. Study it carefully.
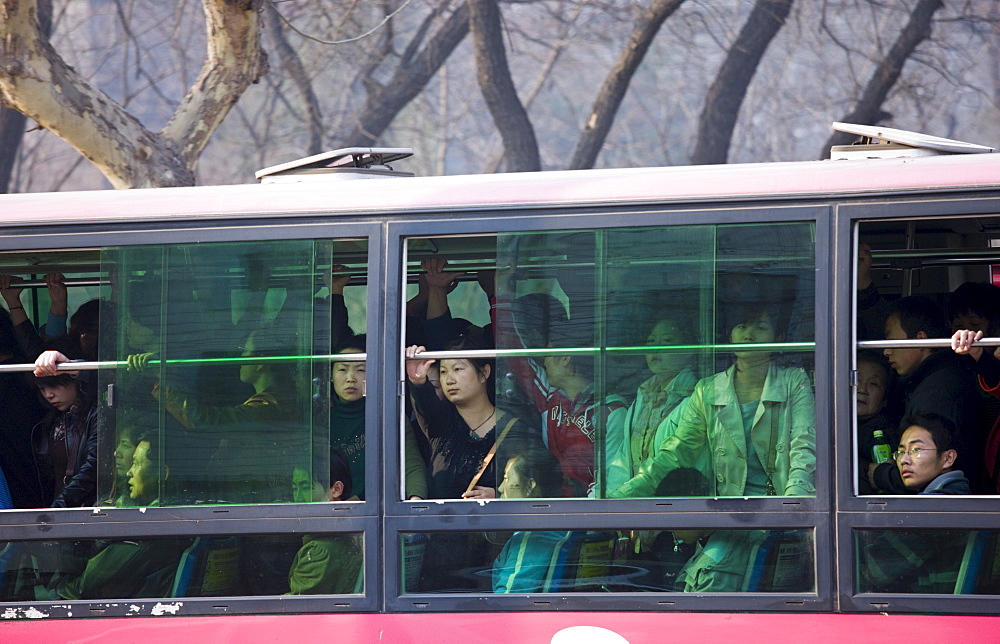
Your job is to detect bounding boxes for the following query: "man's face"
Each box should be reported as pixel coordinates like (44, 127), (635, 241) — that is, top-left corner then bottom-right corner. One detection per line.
(292, 467), (327, 503)
(883, 315), (927, 377)
(895, 425), (953, 490)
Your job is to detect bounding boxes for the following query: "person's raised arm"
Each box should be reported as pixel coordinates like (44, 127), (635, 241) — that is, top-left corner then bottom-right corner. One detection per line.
(421, 259), (465, 321)
(44, 273), (68, 337)
(0, 274), (28, 327)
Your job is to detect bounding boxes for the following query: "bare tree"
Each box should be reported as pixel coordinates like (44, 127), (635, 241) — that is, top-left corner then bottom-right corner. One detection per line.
(569, 0), (686, 170)
(335, 2), (471, 149)
(0, 0), (268, 188)
(691, 0), (794, 165)
(469, 0), (540, 172)
(819, 0), (944, 157)
(264, 5), (324, 156)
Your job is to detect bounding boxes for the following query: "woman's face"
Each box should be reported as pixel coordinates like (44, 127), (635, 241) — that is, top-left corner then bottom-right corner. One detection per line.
(333, 349), (366, 402)
(114, 431), (138, 478)
(856, 360), (888, 419)
(499, 458), (532, 499)
(126, 440), (156, 503)
(644, 319), (685, 377)
(730, 313), (778, 360)
(439, 358), (488, 405)
(39, 382), (78, 412)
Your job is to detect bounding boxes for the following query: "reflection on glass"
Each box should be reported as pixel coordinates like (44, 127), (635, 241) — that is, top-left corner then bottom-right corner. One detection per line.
(87, 239), (369, 508)
(400, 528), (813, 594)
(403, 223), (815, 501)
(0, 532), (363, 601)
(856, 529), (1000, 595)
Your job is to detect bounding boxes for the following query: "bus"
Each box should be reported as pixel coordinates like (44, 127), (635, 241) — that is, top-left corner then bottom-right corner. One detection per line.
(0, 128), (999, 641)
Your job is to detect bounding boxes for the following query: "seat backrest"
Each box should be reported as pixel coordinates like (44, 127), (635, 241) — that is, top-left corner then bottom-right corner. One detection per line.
(954, 531), (991, 595)
(171, 536), (242, 597)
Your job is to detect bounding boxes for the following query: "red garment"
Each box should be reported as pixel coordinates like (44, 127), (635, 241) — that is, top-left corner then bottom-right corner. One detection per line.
(978, 375), (1000, 494)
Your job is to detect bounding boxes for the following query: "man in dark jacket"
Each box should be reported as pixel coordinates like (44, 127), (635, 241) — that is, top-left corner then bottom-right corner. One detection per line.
(875, 297), (983, 493)
(861, 415), (971, 594)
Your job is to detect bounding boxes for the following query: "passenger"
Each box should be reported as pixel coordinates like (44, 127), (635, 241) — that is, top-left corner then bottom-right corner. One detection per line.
(44, 430), (193, 600)
(892, 414), (969, 494)
(419, 259), (494, 350)
(492, 449), (570, 593)
(673, 529), (770, 593)
(0, 308), (48, 508)
(856, 243), (893, 342)
(874, 297), (983, 493)
(130, 328), (299, 430)
(285, 448), (363, 595)
(330, 336), (367, 501)
(101, 411), (154, 507)
(405, 336), (533, 592)
(951, 328), (1000, 493)
(611, 302), (815, 498)
(856, 351), (898, 494)
(622, 313), (699, 475)
(860, 415), (971, 593)
(0, 273), (77, 360)
(948, 282), (1000, 336)
(405, 336), (532, 500)
(32, 348), (99, 508)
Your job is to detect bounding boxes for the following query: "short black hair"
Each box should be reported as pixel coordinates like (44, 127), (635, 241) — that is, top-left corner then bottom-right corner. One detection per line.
(899, 413), (959, 454)
(329, 446), (352, 499)
(888, 296), (949, 340)
(948, 282), (1000, 327)
(505, 446), (564, 498)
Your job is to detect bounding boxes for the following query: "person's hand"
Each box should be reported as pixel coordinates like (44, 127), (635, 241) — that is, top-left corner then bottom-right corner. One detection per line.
(0, 274), (24, 307)
(951, 329), (984, 361)
(127, 352), (157, 373)
(45, 273), (68, 316)
(404, 345), (435, 384)
(325, 264), (351, 295)
(34, 350), (71, 377)
(857, 242), (874, 290)
(421, 259), (464, 291)
(462, 486), (496, 500)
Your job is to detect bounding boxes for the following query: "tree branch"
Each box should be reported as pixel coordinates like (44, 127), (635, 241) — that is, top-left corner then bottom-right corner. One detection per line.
(569, 0), (686, 170)
(264, 4), (323, 155)
(819, 0), (944, 158)
(336, 2), (470, 149)
(468, 0), (539, 172)
(0, 0), (193, 188)
(162, 0), (269, 168)
(691, 0), (794, 165)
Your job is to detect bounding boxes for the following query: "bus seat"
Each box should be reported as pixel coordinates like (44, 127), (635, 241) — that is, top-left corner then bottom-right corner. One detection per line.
(171, 536), (242, 597)
(954, 531), (991, 594)
(545, 531), (616, 592)
(744, 530), (811, 592)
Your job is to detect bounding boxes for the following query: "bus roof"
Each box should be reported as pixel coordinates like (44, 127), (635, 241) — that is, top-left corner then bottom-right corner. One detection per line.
(3, 153), (999, 226)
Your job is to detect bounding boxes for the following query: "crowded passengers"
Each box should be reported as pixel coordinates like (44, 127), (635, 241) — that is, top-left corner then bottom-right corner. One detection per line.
(0, 237), (997, 599)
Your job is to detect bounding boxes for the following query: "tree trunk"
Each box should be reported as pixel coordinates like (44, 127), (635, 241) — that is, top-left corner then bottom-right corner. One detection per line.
(468, 0), (540, 172)
(0, 0), (50, 193)
(819, 0), (944, 158)
(569, 0), (686, 170)
(0, 0), (266, 188)
(691, 0), (794, 165)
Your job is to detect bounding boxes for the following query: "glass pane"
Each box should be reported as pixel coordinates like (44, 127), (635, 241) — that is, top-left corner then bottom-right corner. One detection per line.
(401, 528), (813, 594)
(855, 217), (1000, 495)
(402, 222), (816, 501)
(94, 238), (369, 507)
(0, 532), (363, 600)
(856, 529), (1000, 594)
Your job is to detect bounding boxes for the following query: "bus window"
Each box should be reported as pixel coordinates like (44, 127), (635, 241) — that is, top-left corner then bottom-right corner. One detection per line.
(400, 528), (813, 594)
(102, 238), (369, 507)
(856, 217), (1000, 496)
(0, 237), (369, 510)
(402, 222), (816, 502)
(0, 531), (363, 600)
(856, 529), (1000, 595)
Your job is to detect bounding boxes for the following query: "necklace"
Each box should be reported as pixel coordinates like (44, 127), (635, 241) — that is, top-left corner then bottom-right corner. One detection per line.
(469, 407), (496, 437)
